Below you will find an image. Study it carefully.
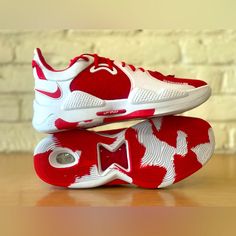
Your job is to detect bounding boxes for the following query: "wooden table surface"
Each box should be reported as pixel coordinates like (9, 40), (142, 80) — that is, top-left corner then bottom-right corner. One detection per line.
(0, 153), (236, 207)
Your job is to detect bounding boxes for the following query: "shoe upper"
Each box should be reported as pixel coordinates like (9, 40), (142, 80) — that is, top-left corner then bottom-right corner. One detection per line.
(33, 48), (207, 104)
(32, 48), (210, 132)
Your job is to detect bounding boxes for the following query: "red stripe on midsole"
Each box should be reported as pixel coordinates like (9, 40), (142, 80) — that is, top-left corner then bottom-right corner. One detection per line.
(104, 109), (155, 123)
(97, 109), (126, 116)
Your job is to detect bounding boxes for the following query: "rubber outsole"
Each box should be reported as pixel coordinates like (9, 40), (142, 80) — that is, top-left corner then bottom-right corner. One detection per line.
(34, 116), (215, 189)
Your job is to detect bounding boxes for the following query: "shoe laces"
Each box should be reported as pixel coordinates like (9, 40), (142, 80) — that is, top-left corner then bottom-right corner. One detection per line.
(71, 54), (146, 72)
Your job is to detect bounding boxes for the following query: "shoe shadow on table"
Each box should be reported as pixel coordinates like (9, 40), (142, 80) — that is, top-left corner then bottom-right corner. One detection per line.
(35, 183), (199, 207)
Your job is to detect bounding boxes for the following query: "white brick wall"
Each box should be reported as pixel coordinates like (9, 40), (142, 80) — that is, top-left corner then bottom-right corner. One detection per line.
(0, 30), (235, 154)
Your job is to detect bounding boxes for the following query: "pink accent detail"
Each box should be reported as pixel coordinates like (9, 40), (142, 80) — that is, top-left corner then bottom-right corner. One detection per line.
(104, 109), (155, 123)
(35, 86), (61, 99)
(97, 109), (126, 116)
(55, 118), (78, 130)
(32, 60), (47, 80)
(148, 71), (207, 88)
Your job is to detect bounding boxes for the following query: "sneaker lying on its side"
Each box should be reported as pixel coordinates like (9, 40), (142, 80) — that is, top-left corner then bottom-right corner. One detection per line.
(32, 48), (211, 133)
(34, 116), (215, 189)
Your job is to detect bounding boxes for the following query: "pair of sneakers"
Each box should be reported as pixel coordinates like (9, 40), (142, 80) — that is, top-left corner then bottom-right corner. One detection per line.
(33, 48), (215, 189)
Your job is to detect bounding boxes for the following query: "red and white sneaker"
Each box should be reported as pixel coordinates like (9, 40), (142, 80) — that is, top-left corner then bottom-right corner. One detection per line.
(32, 48), (211, 133)
(34, 116), (215, 189)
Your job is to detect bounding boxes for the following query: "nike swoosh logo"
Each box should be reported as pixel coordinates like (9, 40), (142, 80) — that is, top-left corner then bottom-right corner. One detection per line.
(35, 85), (62, 99)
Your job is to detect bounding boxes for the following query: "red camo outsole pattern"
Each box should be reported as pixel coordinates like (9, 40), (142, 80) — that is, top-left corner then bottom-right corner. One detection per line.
(34, 116), (215, 189)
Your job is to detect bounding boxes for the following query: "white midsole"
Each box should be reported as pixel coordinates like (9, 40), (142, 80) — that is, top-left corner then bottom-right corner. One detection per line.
(32, 85), (211, 132)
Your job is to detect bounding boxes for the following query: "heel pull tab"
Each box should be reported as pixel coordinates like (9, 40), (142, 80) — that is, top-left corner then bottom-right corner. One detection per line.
(32, 60), (47, 80)
(33, 48), (55, 71)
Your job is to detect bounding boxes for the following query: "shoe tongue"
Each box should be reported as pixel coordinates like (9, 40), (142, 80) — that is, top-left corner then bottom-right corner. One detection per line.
(68, 56), (80, 67)
(68, 53), (94, 67)
(81, 53), (96, 59)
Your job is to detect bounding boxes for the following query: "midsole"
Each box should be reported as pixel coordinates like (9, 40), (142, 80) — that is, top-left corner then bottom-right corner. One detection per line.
(33, 86), (211, 128)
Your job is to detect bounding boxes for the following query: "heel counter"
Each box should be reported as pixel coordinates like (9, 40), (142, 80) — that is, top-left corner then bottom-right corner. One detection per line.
(32, 61), (47, 81)
(32, 48), (53, 80)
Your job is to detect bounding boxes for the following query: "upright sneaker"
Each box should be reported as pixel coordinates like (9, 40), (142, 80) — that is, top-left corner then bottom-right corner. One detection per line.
(34, 116), (215, 189)
(32, 48), (211, 133)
